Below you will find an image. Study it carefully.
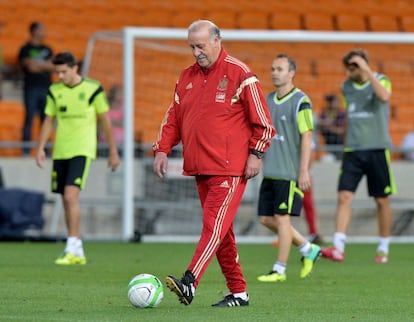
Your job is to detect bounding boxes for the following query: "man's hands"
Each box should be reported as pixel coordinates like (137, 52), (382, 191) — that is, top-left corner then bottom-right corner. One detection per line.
(349, 55), (371, 74)
(35, 148), (46, 169)
(108, 152), (121, 172)
(298, 169), (311, 192)
(153, 152), (168, 179)
(244, 154), (262, 179)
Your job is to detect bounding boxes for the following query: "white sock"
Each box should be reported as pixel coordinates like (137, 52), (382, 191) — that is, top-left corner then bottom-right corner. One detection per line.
(272, 261), (286, 275)
(65, 236), (78, 254)
(76, 238), (85, 257)
(233, 292), (248, 301)
(298, 241), (312, 257)
(377, 237), (391, 254)
(333, 232), (347, 253)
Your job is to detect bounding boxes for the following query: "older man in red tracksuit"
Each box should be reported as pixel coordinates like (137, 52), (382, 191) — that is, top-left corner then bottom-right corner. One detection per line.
(153, 20), (275, 308)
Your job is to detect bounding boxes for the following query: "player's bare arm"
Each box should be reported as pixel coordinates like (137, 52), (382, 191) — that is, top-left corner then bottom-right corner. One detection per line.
(35, 115), (55, 168)
(97, 113), (121, 172)
(23, 57), (54, 73)
(298, 131), (313, 192)
(349, 55), (390, 102)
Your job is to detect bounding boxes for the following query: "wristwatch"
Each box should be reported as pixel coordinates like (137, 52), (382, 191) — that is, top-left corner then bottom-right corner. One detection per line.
(249, 149), (265, 159)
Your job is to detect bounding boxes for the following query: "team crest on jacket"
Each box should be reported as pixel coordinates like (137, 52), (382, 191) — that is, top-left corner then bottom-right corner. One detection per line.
(216, 77), (228, 103)
(217, 77), (228, 91)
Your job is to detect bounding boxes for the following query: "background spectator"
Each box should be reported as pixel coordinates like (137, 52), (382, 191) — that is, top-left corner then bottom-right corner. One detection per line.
(18, 21), (54, 156)
(318, 93), (345, 160)
(98, 85), (124, 156)
(0, 22), (3, 101)
(400, 129), (414, 161)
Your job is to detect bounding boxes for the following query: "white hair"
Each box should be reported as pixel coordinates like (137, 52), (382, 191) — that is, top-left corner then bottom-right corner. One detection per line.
(188, 20), (221, 43)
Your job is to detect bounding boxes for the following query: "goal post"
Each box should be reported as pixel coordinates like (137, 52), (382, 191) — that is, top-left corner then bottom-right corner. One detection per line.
(83, 27), (414, 241)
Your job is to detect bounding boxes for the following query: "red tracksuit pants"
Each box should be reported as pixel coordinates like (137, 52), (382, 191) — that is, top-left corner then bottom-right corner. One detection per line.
(188, 175), (247, 294)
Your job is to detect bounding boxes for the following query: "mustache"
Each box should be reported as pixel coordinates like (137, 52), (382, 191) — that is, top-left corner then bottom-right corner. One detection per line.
(197, 54), (207, 60)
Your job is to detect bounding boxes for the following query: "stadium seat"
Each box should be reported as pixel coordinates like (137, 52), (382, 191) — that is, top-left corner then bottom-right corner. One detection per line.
(237, 11), (271, 30)
(135, 8), (174, 27)
(175, 1), (210, 14)
(171, 9), (207, 28)
(0, 101), (25, 157)
(303, 12), (335, 31)
(400, 16), (414, 32)
(368, 14), (401, 31)
(270, 12), (303, 30)
(336, 13), (368, 31)
(205, 9), (238, 29)
(118, 0), (175, 11)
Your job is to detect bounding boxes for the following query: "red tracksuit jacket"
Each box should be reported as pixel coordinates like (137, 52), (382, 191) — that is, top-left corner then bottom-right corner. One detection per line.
(153, 48), (275, 176)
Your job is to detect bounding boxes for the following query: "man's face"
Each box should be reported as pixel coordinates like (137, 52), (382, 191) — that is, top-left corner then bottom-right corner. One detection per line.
(188, 27), (220, 68)
(55, 64), (78, 86)
(271, 57), (294, 88)
(345, 63), (363, 83)
(33, 24), (46, 41)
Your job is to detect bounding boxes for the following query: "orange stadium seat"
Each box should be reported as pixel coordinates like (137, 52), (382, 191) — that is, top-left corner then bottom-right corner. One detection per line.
(0, 101), (25, 156)
(164, 0), (202, 11)
(171, 9), (207, 28)
(303, 12), (335, 31)
(134, 8), (174, 27)
(333, 0), (402, 16)
(368, 14), (401, 31)
(400, 16), (414, 31)
(270, 11), (303, 30)
(336, 13), (368, 31)
(205, 9), (238, 29)
(237, 11), (271, 30)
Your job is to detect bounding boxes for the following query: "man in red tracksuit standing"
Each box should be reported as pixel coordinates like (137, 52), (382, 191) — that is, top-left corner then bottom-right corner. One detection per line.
(153, 20), (275, 307)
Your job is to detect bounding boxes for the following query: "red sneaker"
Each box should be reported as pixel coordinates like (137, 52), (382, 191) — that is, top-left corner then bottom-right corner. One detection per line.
(272, 239), (279, 247)
(320, 247), (345, 262)
(374, 252), (388, 263)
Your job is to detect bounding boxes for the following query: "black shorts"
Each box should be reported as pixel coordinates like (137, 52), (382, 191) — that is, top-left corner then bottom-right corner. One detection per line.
(52, 156), (92, 194)
(338, 149), (397, 197)
(258, 178), (304, 216)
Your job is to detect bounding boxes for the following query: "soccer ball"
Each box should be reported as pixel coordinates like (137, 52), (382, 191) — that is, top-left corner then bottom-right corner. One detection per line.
(127, 273), (164, 308)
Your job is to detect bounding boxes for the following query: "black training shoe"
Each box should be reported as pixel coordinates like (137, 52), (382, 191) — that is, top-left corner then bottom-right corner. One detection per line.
(166, 270), (195, 305)
(211, 294), (249, 307)
(309, 234), (324, 245)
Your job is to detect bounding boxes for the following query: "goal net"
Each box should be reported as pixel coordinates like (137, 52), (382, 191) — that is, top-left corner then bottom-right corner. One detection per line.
(83, 28), (414, 241)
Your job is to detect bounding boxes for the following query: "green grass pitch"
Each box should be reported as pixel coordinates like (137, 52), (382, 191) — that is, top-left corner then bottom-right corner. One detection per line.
(0, 241), (413, 321)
